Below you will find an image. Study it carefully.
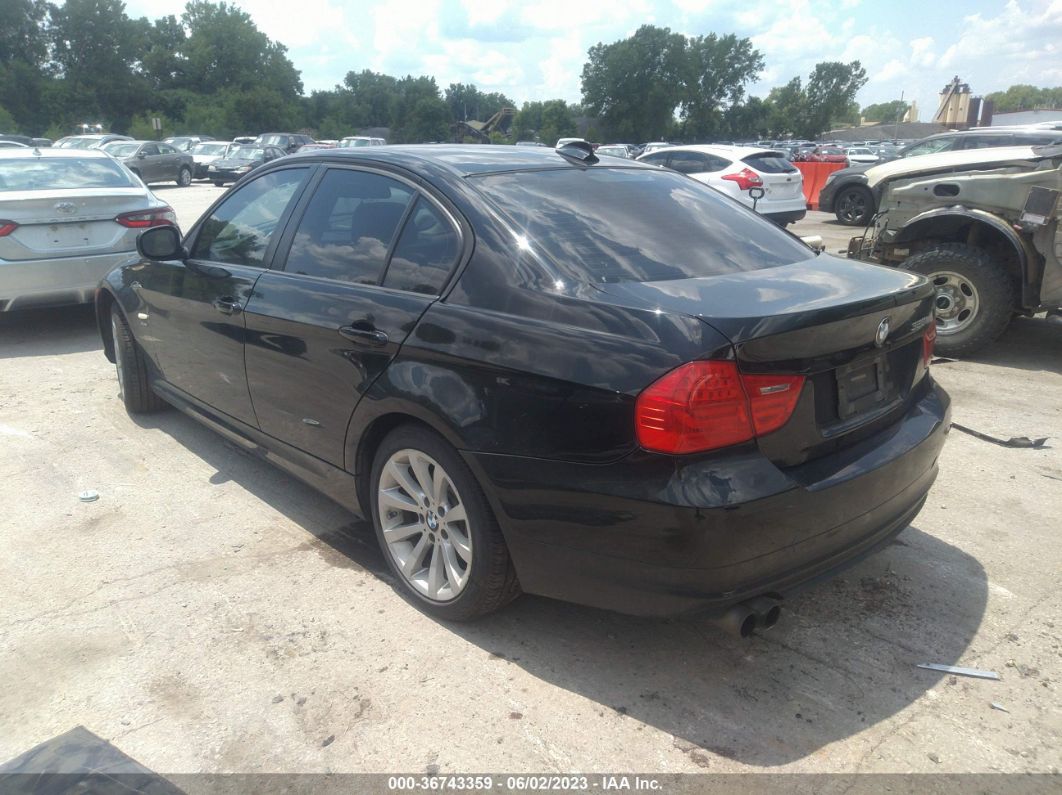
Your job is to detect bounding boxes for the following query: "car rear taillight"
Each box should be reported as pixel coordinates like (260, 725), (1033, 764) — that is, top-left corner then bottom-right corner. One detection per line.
(923, 322), (937, 366)
(115, 208), (176, 228)
(635, 361), (805, 454)
(0, 220), (17, 237)
(720, 168), (764, 191)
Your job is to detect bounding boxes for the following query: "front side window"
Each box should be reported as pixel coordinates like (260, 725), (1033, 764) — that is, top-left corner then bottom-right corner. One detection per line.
(141, 143), (160, 156)
(383, 197), (460, 295)
(639, 152), (670, 166)
(192, 168), (308, 267)
(283, 169), (414, 284)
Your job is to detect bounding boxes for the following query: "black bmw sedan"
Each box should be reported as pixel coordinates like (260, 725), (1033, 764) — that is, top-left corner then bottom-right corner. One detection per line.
(96, 145), (950, 629)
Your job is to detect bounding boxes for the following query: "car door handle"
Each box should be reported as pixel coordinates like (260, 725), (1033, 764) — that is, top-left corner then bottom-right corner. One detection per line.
(338, 325), (388, 346)
(213, 297), (243, 315)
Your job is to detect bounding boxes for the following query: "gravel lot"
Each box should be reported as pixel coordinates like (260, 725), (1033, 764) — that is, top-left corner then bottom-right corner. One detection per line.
(1, 181), (1060, 776)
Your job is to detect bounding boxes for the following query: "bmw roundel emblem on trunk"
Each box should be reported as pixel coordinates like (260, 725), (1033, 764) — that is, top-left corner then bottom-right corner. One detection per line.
(875, 317), (891, 347)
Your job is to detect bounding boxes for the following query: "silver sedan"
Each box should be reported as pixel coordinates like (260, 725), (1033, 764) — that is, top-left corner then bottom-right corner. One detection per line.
(0, 148), (176, 311)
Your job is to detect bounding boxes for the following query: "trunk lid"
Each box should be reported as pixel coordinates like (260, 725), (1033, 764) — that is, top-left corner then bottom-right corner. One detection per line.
(595, 254), (937, 465)
(0, 189), (154, 260)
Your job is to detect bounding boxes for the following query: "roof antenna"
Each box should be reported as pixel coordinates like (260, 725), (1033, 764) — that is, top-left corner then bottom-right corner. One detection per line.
(556, 140), (598, 164)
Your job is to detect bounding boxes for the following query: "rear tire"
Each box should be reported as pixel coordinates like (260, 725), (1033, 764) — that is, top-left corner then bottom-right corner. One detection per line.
(370, 425), (520, 621)
(213, 181), (224, 187)
(177, 166), (192, 187)
(111, 306), (167, 413)
(901, 243), (1016, 357)
(834, 185), (874, 226)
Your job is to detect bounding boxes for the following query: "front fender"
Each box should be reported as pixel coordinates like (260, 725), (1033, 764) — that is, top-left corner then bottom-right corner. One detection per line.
(94, 261), (147, 362)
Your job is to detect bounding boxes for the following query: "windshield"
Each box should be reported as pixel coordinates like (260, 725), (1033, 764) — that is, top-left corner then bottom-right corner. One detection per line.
(472, 167), (810, 283)
(597, 147), (626, 157)
(229, 147), (264, 160)
(56, 137), (99, 150)
(0, 157), (137, 191)
(104, 143), (140, 157)
(194, 143), (230, 155)
(258, 135), (286, 146)
(341, 138), (371, 147)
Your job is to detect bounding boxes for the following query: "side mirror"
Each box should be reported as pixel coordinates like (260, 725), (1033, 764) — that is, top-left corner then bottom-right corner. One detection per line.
(136, 151), (147, 159)
(137, 225), (184, 261)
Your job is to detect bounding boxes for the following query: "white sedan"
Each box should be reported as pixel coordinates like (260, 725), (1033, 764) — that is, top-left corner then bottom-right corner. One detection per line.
(637, 144), (806, 225)
(0, 147), (175, 311)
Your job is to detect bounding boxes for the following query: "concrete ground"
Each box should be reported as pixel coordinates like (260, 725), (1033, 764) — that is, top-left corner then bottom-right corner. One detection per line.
(0, 182), (1059, 775)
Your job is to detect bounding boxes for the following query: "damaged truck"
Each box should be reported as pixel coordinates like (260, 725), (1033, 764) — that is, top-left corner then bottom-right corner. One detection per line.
(848, 144), (1062, 356)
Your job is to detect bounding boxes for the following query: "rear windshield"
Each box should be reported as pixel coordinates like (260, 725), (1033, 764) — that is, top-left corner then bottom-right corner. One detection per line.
(194, 143), (230, 155)
(105, 143), (140, 157)
(0, 157), (136, 191)
(742, 152), (796, 173)
(258, 135), (287, 146)
(472, 167), (810, 283)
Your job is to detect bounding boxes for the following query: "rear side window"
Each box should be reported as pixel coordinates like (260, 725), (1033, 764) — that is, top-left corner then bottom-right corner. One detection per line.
(283, 168), (414, 284)
(383, 197), (460, 294)
(473, 167), (810, 283)
(638, 152), (669, 166)
(667, 152), (716, 174)
(743, 153), (797, 173)
(0, 157), (136, 190)
(192, 168), (308, 267)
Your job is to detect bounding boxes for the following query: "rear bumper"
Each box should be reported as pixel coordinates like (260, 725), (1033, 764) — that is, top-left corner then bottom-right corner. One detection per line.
(0, 251), (135, 311)
(465, 382), (951, 616)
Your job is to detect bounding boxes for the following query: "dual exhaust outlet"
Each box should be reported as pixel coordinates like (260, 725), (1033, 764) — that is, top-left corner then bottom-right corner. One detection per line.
(715, 596), (783, 638)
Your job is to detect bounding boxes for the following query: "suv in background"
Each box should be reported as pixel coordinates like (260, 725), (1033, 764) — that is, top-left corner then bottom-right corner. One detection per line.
(254, 132), (314, 153)
(820, 128), (1062, 226)
(337, 136), (387, 148)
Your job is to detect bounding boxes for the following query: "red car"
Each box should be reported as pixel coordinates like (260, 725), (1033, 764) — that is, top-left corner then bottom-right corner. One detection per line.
(808, 145), (849, 164)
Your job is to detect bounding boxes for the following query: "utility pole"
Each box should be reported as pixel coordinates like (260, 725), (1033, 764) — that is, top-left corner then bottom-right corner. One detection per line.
(893, 90), (905, 142)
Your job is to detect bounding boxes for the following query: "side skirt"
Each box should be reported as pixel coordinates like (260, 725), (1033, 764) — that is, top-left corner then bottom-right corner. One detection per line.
(152, 380), (364, 517)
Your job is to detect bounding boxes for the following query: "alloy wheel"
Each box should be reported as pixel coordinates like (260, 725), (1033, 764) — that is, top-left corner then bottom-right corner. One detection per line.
(837, 189), (868, 224)
(930, 270), (980, 335)
(377, 449), (472, 602)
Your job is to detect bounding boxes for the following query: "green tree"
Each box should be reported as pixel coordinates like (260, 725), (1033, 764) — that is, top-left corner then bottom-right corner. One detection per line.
(681, 33), (763, 139)
(181, 1), (301, 97)
(985, 84), (1062, 112)
(390, 75), (449, 142)
(49, 0), (150, 131)
(444, 83), (515, 121)
(0, 103), (17, 132)
(801, 61), (867, 138)
(861, 99), (909, 124)
(765, 77), (805, 137)
(538, 99), (576, 145)
(344, 69), (399, 128)
(581, 25), (687, 142)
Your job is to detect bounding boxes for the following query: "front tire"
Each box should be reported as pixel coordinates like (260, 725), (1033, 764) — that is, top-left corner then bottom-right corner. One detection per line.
(901, 243), (1016, 357)
(834, 185), (874, 226)
(370, 425), (519, 620)
(111, 306), (167, 413)
(177, 166), (192, 187)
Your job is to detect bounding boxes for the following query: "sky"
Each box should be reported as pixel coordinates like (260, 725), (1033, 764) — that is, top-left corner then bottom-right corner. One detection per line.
(122, 0), (1062, 120)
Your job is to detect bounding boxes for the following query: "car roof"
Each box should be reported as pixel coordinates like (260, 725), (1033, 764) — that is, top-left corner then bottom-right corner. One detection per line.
(644, 144), (783, 158)
(0, 147), (116, 159)
(285, 144), (660, 176)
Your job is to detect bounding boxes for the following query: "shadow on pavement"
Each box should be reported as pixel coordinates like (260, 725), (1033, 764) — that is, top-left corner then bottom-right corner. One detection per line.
(0, 305), (100, 358)
(956, 315), (1062, 376)
(135, 401), (987, 768)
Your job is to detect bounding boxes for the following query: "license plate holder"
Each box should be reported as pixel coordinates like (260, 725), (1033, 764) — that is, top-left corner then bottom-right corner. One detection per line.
(836, 354), (890, 419)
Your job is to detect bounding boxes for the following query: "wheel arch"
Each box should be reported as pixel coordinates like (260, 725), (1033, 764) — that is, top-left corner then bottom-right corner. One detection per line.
(350, 410), (466, 520)
(895, 207), (1036, 308)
